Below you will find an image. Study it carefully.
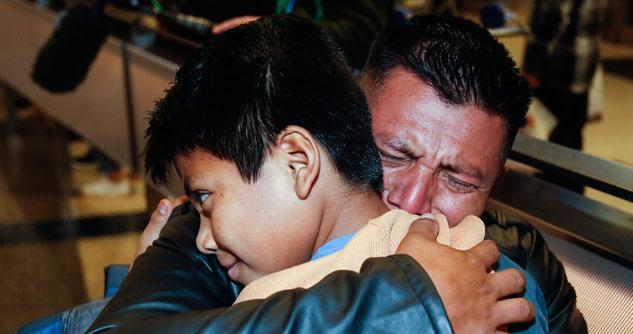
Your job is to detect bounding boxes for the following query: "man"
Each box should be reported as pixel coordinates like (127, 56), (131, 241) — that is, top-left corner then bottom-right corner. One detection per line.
(89, 15), (584, 333)
(360, 15), (585, 332)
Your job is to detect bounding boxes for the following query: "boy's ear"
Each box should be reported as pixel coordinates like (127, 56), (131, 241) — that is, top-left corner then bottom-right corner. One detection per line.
(277, 126), (320, 200)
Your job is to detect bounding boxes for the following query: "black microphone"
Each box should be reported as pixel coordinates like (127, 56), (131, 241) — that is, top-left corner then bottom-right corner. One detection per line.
(31, 1), (108, 93)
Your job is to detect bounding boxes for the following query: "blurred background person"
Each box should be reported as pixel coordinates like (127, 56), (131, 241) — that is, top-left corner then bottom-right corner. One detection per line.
(523, 0), (606, 152)
(522, 0), (606, 193)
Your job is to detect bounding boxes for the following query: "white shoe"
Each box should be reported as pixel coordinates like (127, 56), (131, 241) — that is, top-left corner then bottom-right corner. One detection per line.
(80, 175), (131, 197)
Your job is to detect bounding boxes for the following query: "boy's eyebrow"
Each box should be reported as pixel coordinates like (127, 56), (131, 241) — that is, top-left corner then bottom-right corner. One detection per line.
(183, 183), (192, 197)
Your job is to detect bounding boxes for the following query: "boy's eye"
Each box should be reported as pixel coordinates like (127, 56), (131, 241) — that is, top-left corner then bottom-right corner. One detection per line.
(196, 192), (210, 204)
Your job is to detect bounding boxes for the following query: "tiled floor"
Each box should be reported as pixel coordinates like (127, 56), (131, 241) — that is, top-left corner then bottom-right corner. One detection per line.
(0, 103), (147, 333)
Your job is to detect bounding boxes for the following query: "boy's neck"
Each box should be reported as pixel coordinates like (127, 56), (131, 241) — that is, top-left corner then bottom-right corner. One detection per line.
(311, 187), (388, 255)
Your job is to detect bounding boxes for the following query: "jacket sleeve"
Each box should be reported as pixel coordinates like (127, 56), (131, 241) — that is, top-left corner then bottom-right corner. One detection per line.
(292, 0), (393, 70)
(87, 203), (453, 333)
(483, 209), (587, 334)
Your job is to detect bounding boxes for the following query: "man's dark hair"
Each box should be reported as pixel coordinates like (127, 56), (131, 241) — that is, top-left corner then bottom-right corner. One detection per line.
(145, 15), (383, 192)
(363, 14), (531, 163)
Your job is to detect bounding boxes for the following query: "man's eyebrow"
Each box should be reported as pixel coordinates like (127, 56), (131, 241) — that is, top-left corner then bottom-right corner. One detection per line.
(444, 163), (484, 182)
(382, 136), (416, 154)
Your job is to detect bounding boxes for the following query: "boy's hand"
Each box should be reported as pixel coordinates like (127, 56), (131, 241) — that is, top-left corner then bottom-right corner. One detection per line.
(134, 196), (188, 259)
(397, 218), (535, 333)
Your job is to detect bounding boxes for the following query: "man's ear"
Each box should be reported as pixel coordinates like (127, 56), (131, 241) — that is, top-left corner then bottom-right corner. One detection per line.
(277, 126), (320, 200)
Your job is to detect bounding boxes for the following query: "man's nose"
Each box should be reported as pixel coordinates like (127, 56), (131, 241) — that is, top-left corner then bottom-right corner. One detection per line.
(196, 216), (218, 254)
(385, 172), (434, 215)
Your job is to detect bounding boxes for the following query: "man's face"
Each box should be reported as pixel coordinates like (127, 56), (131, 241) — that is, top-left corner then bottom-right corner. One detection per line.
(363, 68), (506, 226)
(176, 148), (319, 285)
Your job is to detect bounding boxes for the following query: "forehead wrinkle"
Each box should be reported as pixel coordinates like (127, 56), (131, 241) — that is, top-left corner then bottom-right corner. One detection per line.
(426, 134), (482, 181)
(380, 127), (432, 158)
(383, 135), (410, 150)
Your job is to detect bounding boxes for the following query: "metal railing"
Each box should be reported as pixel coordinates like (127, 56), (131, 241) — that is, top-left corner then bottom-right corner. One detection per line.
(490, 133), (633, 268)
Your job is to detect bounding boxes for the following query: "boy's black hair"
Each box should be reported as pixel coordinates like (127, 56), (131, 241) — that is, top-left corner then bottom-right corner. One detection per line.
(144, 15), (383, 192)
(363, 14), (531, 163)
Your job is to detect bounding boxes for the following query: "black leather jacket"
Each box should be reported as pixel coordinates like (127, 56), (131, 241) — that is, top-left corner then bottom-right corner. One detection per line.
(482, 210), (587, 333)
(88, 203), (452, 333)
(88, 203), (586, 333)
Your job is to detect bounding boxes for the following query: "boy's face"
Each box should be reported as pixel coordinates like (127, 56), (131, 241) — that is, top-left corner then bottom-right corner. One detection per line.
(176, 147), (320, 285)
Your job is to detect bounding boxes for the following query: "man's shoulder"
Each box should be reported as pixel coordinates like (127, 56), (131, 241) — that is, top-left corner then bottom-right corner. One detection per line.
(482, 209), (587, 333)
(481, 208), (542, 269)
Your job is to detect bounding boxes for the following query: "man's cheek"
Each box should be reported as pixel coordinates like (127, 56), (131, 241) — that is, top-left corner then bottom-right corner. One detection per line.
(381, 167), (395, 184)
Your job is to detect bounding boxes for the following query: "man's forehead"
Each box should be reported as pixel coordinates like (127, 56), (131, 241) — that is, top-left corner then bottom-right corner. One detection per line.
(377, 126), (488, 176)
(368, 70), (506, 181)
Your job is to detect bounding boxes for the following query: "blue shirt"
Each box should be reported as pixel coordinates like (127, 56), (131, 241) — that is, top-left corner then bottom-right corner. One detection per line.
(311, 232), (548, 333)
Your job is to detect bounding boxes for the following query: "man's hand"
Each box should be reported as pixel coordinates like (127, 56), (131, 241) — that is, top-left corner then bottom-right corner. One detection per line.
(397, 218), (535, 333)
(213, 16), (260, 35)
(134, 196), (188, 259)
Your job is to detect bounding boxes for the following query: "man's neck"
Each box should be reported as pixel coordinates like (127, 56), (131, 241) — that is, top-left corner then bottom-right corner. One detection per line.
(311, 187), (388, 256)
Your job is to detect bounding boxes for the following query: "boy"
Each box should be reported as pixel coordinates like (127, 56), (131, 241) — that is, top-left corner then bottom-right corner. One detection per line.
(145, 15), (388, 286)
(144, 15), (546, 332)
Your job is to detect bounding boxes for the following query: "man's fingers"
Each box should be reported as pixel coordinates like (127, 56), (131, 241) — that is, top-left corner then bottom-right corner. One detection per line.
(492, 297), (535, 327)
(134, 198), (181, 259)
(469, 239), (500, 268)
(396, 218), (439, 255)
(490, 268), (526, 299)
(154, 196), (187, 220)
(148, 198), (175, 231)
(408, 218), (439, 239)
(154, 198), (173, 218)
(150, 196), (187, 230)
